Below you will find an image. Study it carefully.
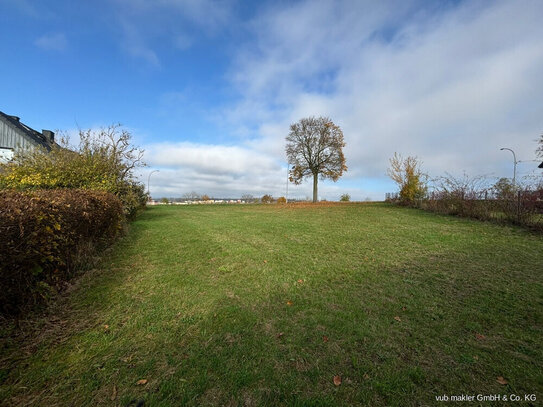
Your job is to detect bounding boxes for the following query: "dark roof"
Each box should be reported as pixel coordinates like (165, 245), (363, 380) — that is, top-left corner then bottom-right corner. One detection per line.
(539, 161), (543, 169)
(0, 111), (56, 151)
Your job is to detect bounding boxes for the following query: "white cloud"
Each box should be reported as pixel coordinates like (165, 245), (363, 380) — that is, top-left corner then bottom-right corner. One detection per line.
(141, 142), (285, 197)
(145, 142), (279, 174)
(140, 141), (383, 200)
(35, 33), (68, 51)
(137, 0), (543, 200)
(223, 0), (543, 188)
(118, 18), (161, 66)
(110, 0), (233, 64)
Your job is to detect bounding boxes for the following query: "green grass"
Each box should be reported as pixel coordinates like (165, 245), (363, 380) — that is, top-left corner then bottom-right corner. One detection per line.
(1, 203), (542, 406)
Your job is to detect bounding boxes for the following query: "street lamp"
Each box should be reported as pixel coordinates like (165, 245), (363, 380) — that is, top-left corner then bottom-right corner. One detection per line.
(500, 148), (518, 187)
(147, 170), (159, 199)
(286, 163), (290, 203)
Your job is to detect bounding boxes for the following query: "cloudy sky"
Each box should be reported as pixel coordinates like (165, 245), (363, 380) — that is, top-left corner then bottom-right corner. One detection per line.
(1, 0), (542, 200)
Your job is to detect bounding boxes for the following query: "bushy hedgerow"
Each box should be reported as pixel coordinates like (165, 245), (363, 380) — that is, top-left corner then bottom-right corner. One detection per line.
(0, 124), (147, 218)
(0, 189), (124, 314)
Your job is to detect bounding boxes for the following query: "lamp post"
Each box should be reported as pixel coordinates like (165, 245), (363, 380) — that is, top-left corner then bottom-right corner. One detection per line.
(286, 163), (290, 203)
(500, 148), (518, 187)
(147, 170), (159, 199)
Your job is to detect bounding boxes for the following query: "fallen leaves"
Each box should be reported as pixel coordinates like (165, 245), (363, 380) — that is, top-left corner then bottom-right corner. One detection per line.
(276, 332), (284, 339)
(333, 375), (342, 386)
(136, 379), (148, 386)
(322, 335), (329, 343)
(110, 385), (117, 401)
(496, 376), (508, 385)
(363, 373), (370, 380)
(297, 279), (304, 283)
(475, 333), (486, 340)
(393, 316), (401, 322)
(286, 300), (293, 306)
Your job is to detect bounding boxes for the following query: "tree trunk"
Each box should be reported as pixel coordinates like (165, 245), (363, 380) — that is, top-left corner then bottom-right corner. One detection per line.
(312, 172), (318, 203)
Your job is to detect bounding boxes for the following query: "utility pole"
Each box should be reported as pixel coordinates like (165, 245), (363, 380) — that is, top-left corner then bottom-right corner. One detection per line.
(147, 170), (159, 199)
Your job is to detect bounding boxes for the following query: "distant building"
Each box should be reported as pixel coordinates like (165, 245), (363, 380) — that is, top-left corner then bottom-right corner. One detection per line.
(0, 111), (57, 162)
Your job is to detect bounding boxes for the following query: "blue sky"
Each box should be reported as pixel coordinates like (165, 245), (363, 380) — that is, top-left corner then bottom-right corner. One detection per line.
(1, 0), (542, 199)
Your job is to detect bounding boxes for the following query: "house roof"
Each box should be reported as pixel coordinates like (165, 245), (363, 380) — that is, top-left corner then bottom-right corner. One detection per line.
(539, 161), (543, 169)
(0, 111), (56, 151)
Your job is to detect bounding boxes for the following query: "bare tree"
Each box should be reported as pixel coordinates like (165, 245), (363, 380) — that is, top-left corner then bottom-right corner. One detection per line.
(241, 193), (255, 203)
(286, 116), (347, 203)
(182, 191), (201, 200)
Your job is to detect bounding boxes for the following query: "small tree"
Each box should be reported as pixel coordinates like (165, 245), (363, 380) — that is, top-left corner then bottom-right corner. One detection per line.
(241, 193), (255, 203)
(340, 193), (350, 202)
(387, 153), (427, 205)
(201, 194), (211, 201)
(182, 191), (200, 201)
(160, 197), (169, 204)
(493, 177), (515, 200)
(286, 116), (347, 203)
(261, 194), (273, 204)
(276, 196), (287, 204)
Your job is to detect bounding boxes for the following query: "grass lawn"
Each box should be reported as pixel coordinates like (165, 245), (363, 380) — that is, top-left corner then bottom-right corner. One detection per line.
(1, 203), (542, 406)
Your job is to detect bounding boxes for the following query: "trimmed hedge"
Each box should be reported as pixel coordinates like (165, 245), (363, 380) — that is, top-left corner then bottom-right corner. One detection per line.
(0, 189), (124, 314)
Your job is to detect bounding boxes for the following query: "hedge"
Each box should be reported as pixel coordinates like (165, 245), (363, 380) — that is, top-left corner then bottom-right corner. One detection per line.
(0, 189), (124, 314)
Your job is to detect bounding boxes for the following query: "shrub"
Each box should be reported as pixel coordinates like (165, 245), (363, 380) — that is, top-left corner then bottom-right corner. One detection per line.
(0, 124), (147, 218)
(276, 196), (287, 204)
(261, 194), (273, 204)
(387, 153), (427, 205)
(415, 173), (543, 231)
(493, 178), (515, 200)
(0, 189), (124, 314)
(340, 193), (350, 202)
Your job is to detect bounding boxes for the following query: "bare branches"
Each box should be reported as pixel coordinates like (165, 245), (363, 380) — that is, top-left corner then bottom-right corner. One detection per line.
(78, 124), (146, 184)
(431, 172), (491, 200)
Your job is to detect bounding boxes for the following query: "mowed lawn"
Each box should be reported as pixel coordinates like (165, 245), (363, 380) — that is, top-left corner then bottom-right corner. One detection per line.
(1, 203), (542, 406)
